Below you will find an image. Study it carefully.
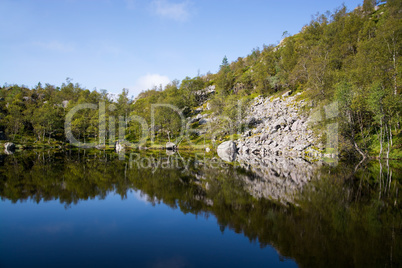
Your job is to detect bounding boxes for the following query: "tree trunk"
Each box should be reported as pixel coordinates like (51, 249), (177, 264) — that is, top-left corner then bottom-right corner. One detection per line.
(386, 123), (390, 159)
(350, 111), (366, 160)
(354, 141), (367, 160)
(358, 111), (366, 149)
(379, 119), (383, 159)
(393, 43), (397, 96)
(379, 159), (383, 200)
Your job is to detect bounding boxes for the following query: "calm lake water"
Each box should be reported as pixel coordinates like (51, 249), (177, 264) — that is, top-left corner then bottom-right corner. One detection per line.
(0, 149), (401, 268)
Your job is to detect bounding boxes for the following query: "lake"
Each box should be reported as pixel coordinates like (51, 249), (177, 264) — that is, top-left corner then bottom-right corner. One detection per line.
(0, 149), (401, 267)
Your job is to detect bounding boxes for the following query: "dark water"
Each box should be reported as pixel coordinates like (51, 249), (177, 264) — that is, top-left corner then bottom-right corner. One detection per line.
(0, 150), (401, 268)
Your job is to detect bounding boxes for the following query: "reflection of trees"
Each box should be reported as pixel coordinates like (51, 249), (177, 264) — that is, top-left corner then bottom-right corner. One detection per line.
(0, 150), (128, 206)
(0, 150), (401, 267)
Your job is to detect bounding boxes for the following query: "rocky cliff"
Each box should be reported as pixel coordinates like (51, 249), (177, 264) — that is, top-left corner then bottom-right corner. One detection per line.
(236, 91), (323, 159)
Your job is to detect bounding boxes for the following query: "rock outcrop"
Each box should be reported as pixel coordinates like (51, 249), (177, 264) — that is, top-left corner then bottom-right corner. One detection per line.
(194, 85), (215, 103)
(236, 93), (323, 159)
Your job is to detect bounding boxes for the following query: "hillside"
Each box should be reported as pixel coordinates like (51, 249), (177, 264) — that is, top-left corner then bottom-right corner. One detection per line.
(129, 0), (402, 160)
(0, 0), (401, 159)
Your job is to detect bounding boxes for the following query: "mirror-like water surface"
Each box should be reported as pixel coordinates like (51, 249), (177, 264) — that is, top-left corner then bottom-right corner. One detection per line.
(0, 150), (401, 267)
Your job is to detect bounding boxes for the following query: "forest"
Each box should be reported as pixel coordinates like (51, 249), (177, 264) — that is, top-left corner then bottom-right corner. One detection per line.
(0, 0), (401, 159)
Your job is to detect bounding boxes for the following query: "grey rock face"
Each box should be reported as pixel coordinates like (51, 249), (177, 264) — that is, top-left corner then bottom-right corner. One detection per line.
(238, 92), (324, 160)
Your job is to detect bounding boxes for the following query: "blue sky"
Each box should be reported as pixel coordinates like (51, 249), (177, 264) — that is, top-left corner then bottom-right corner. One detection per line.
(0, 0), (362, 97)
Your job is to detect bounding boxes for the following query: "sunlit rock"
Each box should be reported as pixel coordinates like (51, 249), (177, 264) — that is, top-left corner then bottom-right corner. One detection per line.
(217, 141), (237, 162)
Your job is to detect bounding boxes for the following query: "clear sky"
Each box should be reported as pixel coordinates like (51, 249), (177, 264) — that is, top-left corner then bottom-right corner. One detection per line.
(0, 0), (363, 98)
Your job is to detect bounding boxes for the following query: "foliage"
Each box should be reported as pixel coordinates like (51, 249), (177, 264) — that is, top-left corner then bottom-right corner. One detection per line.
(1, 0), (401, 157)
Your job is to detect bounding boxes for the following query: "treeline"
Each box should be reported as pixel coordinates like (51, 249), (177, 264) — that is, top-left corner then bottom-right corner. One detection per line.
(1, 0), (401, 158)
(0, 80), (131, 144)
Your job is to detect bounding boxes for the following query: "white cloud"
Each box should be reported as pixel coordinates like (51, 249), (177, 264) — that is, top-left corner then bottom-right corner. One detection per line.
(133, 190), (156, 205)
(132, 73), (170, 96)
(151, 0), (191, 21)
(34, 40), (75, 53)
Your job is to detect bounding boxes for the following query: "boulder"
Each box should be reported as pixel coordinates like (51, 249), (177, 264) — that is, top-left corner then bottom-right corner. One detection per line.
(272, 117), (287, 129)
(199, 118), (209, 125)
(260, 132), (270, 142)
(166, 150), (176, 156)
(217, 141), (237, 162)
(282, 90), (292, 98)
(4, 142), (15, 154)
(269, 127), (278, 135)
(189, 117), (200, 124)
(291, 120), (301, 131)
(268, 141), (278, 149)
(166, 142), (177, 150)
(248, 117), (261, 127)
(62, 100), (69, 108)
(115, 141), (124, 152)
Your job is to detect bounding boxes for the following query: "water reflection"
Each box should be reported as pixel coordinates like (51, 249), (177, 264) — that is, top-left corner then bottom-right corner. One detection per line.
(0, 149), (401, 267)
(236, 153), (322, 204)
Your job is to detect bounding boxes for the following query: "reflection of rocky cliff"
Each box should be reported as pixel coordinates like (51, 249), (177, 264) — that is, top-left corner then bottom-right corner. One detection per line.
(215, 140), (322, 204)
(235, 154), (321, 204)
